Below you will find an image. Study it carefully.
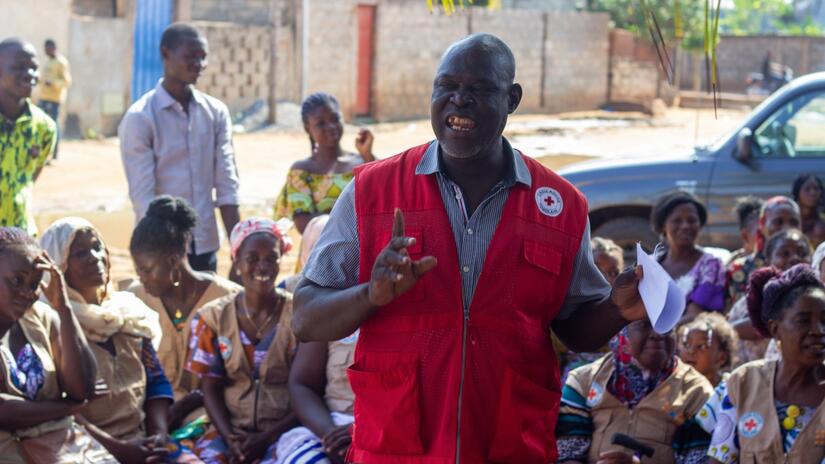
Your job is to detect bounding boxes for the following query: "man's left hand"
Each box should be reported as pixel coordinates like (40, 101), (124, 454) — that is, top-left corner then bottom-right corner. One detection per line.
(610, 265), (645, 322)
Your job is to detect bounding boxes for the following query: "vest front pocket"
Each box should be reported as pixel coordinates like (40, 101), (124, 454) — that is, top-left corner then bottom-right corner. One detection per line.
(347, 352), (423, 455)
(488, 365), (561, 464)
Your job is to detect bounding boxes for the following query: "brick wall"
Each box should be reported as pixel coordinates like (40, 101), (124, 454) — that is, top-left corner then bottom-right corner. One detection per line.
(191, 0), (272, 25)
(608, 29), (661, 107)
(677, 35), (825, 93)
(194, 21), (273, 115)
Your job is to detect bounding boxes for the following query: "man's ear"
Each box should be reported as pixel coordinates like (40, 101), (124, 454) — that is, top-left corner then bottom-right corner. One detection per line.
(160, 45), (169, 62)
(508, 83), (522, 114)
(767, 319), (780, 339)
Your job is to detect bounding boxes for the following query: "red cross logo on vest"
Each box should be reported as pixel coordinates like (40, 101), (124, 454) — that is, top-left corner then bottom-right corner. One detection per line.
(535, 187), (563, 217)
(739, 412), (764, 438)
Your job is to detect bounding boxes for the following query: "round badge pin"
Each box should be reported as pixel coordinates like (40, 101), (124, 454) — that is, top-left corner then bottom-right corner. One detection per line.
(217, 336), (233, 360)
(535, 187), (563, 217)
(586, 383), (604, 407)
(739, 412), (764, 438)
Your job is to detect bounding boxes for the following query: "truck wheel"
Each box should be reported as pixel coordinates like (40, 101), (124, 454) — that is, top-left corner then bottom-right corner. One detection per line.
(593, 216), (659, 260)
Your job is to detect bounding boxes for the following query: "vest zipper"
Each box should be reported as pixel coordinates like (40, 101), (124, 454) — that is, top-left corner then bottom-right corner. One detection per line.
(253, 378), (260, 431)
(454, 311), (470, 464)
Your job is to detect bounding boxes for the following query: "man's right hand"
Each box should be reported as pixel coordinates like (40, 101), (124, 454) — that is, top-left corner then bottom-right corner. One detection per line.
(368, 209), (437, 307)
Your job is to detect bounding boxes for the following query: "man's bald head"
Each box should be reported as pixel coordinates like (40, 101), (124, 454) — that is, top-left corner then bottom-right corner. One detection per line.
(0, 38), (35, 60)
(439, 33), (516, 84)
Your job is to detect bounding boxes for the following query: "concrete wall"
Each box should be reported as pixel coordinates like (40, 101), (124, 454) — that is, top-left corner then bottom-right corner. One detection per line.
(369, 6), (610, 120)
(608, 29), (660, 107)
(543, 10), (610, 113)
(64, 14), (134, 137)
(0, 0), (71, 69)
(191, 0), (272, 25)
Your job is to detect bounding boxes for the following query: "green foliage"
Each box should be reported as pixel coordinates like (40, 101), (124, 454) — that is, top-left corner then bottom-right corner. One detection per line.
(582, 0), (708, 49)
(720, 0), (822, 35)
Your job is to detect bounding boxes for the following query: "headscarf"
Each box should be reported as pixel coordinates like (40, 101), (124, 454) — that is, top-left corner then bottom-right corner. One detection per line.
(747, 264), (824, 338)
(284, 215), (329, 293)
(755, 196), (800, 253)
(813, 241), (825, 279)
(607, 327), (676, 409)
(230, 217), (294, 259)
(39, 217), (161, 347)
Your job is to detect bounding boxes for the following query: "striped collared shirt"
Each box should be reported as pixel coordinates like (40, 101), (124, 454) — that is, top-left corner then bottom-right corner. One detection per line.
(303, 139), (610, 318)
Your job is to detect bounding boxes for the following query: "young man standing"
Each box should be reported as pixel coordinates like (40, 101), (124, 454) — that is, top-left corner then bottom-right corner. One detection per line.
(0, 38), (56, 233)
(37, 38), (71, 159)
(119, 23), (241, 272)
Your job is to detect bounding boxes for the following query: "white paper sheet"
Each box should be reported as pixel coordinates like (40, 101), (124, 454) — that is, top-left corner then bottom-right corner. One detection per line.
(636, 243), (685, 334)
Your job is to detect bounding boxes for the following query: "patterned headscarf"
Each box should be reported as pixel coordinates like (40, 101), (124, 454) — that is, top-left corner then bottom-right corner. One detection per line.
(607, 327), (676, 409)
(230, 217), (294, 259)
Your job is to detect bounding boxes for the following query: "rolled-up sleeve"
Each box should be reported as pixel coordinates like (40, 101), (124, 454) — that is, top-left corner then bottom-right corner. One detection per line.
(303, 181), (360, 289)
(119, 112), (157, 219)
(213, 104), (240, 206)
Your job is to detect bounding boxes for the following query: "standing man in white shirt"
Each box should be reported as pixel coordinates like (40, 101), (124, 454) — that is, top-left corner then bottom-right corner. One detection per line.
(119, 23), (240, 272)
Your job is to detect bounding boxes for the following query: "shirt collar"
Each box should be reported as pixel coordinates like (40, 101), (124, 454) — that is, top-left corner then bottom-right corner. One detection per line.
(0, 100), (33, 129)
(415, 138), (532, 188)
(155, 79), (206, 110)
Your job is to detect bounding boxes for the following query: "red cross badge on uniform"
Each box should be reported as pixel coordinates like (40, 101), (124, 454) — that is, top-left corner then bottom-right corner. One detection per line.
(738, 412), (763, 438)
(586, 383), (604, 407)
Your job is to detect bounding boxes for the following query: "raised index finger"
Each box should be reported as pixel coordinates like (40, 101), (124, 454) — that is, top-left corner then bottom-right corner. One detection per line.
(392, 208), (405, 238)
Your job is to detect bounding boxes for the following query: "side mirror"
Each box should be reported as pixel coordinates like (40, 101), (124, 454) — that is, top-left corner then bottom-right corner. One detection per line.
(734, 128), (753, 162)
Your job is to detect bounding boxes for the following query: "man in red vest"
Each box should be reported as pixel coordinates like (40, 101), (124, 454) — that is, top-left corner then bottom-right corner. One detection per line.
(293, 33), (646, 464)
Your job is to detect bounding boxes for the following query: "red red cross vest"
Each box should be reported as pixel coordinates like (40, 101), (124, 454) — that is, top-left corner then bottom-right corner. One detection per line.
(347, 142), (589, 464)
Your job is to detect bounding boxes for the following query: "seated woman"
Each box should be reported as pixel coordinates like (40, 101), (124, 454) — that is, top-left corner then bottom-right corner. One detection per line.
(651, 192), (727, 321)
(701, 264), (825, 463)
(555, 320), (713, 463)
(0, 227), (115, 463)
(128, 196), (241, 428)
(792, 174), (825, 247)
(39, 217), (203, 462)
(275, 92), (374, 235)
(727, 196), (802, 304)
(186, 218), (298, 464)
(677, 312), (738, 387)
(728, 228), (811, 363)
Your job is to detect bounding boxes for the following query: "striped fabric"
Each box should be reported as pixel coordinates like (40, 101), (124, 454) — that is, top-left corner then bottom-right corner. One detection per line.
(303, 139), (611, 318)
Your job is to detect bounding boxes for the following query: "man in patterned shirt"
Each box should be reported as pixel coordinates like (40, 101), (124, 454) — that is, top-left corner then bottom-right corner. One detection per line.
(0, 38), (55, 234)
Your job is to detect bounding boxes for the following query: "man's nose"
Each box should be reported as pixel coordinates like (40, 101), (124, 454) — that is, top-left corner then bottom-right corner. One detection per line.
(450, 87), (474, 107)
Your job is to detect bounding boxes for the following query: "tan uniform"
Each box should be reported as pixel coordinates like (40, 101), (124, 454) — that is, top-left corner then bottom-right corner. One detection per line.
(0, 303), (114, 463)
(197, 291), (296, 432)
(129, 276), (240, 398)
(324, 333), (357, 415)
(80, 334), (149, 440)
(726, 359), (825, 463)
(566, 354), (713, 464)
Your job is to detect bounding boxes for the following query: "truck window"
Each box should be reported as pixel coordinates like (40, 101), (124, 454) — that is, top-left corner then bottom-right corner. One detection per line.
(754, 91), (825, 158)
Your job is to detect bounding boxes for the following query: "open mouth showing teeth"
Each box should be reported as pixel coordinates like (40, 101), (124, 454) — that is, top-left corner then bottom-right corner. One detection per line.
(447, 115), (476, 132)
(253, 275), (271, 282)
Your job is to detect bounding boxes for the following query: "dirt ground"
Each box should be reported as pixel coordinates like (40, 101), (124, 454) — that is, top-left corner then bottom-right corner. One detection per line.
(33, 106), (749, 283)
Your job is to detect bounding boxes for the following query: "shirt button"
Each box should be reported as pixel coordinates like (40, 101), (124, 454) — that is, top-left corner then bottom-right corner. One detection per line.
(467, 228), (473, 235)
(462, 265), (470, 273)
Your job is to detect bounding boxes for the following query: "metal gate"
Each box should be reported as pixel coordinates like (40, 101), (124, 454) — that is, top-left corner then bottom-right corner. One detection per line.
(131, 0), (173, 102)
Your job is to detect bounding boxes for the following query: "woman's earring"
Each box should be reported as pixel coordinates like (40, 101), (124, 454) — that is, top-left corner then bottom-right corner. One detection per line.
(171, 268), (182, 287)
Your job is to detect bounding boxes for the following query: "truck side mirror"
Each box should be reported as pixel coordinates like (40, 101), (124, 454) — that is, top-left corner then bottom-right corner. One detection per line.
(734, 128), (753, 162)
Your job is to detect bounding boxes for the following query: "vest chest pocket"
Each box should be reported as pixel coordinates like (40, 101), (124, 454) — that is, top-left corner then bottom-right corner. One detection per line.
(514, 240), (564, 311)
(263, 365), (289, 385)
